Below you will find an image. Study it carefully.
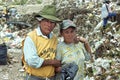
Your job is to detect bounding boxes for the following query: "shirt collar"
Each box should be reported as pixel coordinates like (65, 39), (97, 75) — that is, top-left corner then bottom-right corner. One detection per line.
(36, 26), (53, 39)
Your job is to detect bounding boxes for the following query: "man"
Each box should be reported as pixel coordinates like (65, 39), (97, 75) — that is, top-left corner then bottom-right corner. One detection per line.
(22, 5), (61, 80)
(101, 0), (116, 29)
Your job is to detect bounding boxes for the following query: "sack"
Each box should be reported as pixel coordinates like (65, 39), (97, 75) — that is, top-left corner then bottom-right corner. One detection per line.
(55, 62), (78, 80)
(0, 43), (7, 65)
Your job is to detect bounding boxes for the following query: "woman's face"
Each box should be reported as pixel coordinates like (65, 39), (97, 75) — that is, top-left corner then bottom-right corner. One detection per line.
(61, 27), (76, 44)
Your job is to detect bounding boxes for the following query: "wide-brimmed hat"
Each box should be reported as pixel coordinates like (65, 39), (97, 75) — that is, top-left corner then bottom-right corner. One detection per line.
(60, 19), (76, 29)
(35, 5), (61, 22)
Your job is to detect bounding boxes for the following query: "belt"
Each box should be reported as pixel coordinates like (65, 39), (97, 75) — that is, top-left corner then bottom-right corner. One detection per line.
(26, 73), (54, 80)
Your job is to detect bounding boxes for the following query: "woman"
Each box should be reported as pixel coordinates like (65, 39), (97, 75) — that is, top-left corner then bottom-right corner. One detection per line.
(55, 19), (92, 80)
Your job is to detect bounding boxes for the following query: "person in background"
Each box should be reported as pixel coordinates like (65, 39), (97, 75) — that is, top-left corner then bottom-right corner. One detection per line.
(8, 6), (17, 17)
(22, 5), (61, 80)
(101, 0), (116, 29)
(55, 19), (92, 80)
(2, 6), (9, 22)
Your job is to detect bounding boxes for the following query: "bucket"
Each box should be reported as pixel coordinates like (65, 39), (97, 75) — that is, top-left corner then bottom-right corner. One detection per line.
(0, 43), (7, 65)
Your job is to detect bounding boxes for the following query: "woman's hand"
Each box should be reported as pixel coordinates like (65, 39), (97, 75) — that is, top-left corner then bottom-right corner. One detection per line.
(55, 67), (62, 73)
(78, 36), (88, 44)
(74, 36), (88, 44)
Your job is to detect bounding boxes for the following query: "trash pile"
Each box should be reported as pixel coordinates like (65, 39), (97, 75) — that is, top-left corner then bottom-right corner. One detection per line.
(0, 23), (30, 49)
(55, 0), (120, 80)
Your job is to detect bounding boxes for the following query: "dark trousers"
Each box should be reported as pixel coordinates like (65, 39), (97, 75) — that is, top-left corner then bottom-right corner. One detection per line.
(103, 12), (116, 27)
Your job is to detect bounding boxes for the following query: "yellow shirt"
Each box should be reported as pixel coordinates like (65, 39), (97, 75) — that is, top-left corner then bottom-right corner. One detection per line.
(22, 29), (57, 78)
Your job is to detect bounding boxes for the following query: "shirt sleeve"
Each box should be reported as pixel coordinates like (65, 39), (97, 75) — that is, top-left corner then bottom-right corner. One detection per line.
(56, 44), (62, 60)
(23, 36), (44, 68)
(81, 43), (91, 61)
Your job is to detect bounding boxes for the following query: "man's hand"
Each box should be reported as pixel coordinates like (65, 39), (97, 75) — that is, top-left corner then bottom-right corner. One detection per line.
(51, 59), (61, 67)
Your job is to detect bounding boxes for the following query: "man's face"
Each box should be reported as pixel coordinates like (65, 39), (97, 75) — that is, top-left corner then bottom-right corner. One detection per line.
(39, 19), (56, 36)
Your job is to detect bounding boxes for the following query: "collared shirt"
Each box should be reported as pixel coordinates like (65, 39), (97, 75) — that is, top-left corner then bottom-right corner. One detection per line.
(23, 26), (53, 68)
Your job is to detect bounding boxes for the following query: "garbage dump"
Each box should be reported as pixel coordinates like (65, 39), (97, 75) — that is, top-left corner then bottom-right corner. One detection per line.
(0, 0), (120, 80)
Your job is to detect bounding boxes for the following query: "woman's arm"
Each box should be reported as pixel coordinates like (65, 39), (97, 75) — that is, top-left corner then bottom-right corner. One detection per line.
(75, 36), (94, 61)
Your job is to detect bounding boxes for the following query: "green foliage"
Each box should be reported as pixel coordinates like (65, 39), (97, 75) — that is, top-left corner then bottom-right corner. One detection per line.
(13, 0), (27, 5)
(36, 0), (42, 4)
(0, 3), (4, 5)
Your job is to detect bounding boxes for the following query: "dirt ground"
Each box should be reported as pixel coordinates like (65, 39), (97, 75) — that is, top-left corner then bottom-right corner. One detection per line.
(0, 46), (120, 80)
(0, 49), (25, 80)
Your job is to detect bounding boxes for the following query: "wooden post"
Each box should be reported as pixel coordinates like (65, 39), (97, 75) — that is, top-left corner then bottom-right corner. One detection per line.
(116, 13), (120, 24)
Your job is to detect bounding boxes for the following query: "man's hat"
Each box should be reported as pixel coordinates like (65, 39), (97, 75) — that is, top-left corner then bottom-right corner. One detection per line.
(35, 5), (61, 22)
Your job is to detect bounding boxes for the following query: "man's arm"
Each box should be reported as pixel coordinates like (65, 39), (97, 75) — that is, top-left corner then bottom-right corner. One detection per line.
(42, 59), (61, 67)
(23, 36), (44, 68)
(23, 36), (61, 68)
